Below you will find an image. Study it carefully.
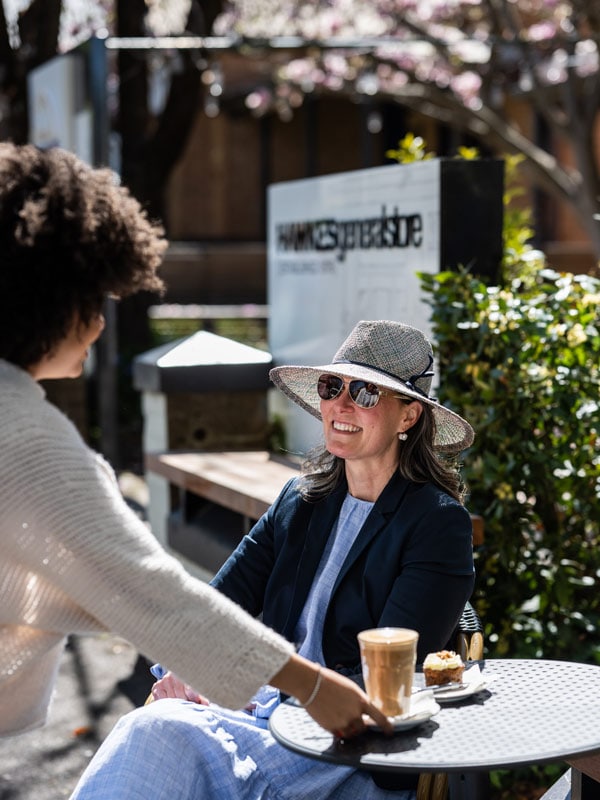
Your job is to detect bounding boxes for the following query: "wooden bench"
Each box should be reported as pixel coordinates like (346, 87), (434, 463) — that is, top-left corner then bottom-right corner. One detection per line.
(145, 450), (484, 573)
(539, 768), (600, 799)
(145, 450), (299, 525)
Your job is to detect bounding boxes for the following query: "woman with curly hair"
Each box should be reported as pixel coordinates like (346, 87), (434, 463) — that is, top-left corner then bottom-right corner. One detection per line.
(0, 143), (390, 741)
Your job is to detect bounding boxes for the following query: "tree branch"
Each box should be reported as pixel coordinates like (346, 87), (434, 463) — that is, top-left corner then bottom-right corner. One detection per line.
(18, 0), (61, 68)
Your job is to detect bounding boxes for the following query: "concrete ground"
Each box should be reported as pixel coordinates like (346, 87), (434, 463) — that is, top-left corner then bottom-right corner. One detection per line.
(0, 633), (153, 800)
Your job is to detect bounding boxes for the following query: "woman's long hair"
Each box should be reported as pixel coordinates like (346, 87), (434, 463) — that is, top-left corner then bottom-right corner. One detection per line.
(297, 403), (466, 503)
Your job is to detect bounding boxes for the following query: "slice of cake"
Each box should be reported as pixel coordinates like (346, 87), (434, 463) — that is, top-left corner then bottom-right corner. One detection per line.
(423, 650), (465, 686)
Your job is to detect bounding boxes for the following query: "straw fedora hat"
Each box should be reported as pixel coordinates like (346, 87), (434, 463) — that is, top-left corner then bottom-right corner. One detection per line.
(269, 320), (474, 453)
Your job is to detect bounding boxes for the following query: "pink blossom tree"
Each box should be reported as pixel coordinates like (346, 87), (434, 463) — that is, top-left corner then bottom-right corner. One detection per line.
(214, 0), (600, 264)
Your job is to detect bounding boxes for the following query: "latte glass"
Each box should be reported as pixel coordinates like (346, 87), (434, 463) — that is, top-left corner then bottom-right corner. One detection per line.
(357, 627), (419, 717)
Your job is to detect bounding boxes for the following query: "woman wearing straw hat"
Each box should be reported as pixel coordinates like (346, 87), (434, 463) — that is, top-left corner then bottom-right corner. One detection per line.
(72, 320), (475, 800)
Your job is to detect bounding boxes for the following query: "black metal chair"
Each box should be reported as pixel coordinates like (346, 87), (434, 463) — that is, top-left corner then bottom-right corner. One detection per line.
(453, 600), (484, 662)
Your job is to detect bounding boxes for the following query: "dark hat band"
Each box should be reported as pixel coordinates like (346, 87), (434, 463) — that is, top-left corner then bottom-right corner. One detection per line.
(334, 354), (434, 399)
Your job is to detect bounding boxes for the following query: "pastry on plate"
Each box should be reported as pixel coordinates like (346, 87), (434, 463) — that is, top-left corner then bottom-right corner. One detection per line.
(423, 650), (465, 686)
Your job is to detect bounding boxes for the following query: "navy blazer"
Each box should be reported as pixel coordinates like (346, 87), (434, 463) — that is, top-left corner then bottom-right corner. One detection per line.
(212, 470), (475, 669)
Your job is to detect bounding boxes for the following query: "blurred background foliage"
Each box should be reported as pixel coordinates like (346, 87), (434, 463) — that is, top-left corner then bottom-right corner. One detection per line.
(389, 134), (600, 666)
(388, 134), (600, 798)
(424, 266), (600, 664)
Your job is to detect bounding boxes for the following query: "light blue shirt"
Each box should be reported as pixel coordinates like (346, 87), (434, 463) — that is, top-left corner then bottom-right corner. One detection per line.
(251, 492), (373, 717)
(295, 492), (374, 663)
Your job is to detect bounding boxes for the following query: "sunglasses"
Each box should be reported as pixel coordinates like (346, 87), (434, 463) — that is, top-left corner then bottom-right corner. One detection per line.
(317, 373), (406, 409)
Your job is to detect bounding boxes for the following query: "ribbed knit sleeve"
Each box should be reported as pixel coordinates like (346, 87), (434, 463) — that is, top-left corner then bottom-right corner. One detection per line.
(0, 362), (294, 731)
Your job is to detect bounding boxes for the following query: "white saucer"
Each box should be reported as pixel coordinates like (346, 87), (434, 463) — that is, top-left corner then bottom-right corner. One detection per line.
(364, 695), (440, 732)
(427, 665), (496, 703)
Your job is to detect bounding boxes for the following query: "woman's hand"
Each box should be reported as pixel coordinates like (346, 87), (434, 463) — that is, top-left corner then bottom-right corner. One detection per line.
(304, 666), (392, 738)
(270, 654), (392, 737)
(151, 671), (209, 705)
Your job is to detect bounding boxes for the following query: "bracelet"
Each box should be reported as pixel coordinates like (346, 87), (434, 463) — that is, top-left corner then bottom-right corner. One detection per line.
(299, 665), (323, 708)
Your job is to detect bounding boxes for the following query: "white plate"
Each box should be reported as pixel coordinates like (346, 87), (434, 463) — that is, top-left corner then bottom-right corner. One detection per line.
(364, 697), (440, 732)
(427, 666), (496, 703)
(433, 680), (492, 702)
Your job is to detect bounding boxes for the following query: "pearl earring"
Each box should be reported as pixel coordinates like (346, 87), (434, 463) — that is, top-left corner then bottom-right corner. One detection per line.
(398, 432), (408, 441)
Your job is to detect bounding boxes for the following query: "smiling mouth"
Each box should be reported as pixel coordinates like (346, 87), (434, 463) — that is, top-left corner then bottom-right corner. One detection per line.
(333, 421), (361, 433)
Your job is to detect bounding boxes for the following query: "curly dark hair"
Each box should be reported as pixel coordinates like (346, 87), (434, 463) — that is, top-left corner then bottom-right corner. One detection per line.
(0, 143), (167, 368)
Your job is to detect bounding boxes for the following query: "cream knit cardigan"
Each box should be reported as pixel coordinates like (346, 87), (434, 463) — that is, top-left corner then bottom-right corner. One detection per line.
(0, 360), (294, 737)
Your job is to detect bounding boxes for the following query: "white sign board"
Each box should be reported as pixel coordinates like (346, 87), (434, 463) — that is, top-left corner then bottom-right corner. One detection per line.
(267, 160), (441, 454)
(28, 53), (92, 163)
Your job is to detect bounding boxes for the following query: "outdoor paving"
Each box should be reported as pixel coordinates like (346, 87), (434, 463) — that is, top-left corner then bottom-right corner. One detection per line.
(0, 631), (152, 799)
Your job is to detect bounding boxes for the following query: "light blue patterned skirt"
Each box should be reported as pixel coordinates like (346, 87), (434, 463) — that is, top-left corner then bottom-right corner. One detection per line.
(70, 697), (415, 799)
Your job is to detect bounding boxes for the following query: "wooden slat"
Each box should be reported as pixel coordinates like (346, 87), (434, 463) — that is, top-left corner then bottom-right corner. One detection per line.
(146, 450), (484, 544)
(568, 755), (600, 784)
(471, 514), (484, 547)
(145, 450), (299, 521)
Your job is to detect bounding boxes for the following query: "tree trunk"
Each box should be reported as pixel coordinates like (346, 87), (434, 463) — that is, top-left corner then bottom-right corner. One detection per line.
(0, 0), (61, 143)
(114, 0), (212, 468)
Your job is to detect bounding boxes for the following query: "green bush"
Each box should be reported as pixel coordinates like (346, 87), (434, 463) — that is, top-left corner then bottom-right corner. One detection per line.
(385, 133), (600, 663)
(386, 134), (600, 796)
(421, 266), (600, 663)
